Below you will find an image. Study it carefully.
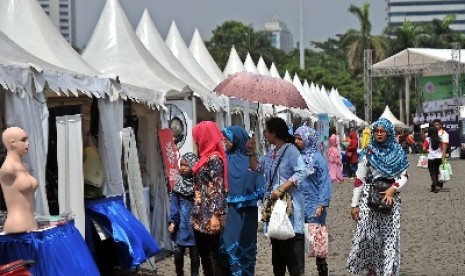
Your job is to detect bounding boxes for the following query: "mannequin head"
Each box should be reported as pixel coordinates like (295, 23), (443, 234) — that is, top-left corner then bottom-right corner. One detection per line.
(2, 127), (29, 156)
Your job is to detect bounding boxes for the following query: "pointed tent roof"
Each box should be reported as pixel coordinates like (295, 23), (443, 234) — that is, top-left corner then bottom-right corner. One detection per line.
(223, 46), (246, 77)
(0, 30), (108, 97)
(329, 88), (366, 125)
(283, 71), (292, 83)
(135, 10), (220, 110)
(256, 56), (270, 76)
(165, 22), (218, 92)
(82, 0), (190, 99)
(243, 53), (258, 74)
(188, 29), (225, 85)
(0, 0), (99, 76)
(379, 106), (408, 128)
(269, 63), (280, 78)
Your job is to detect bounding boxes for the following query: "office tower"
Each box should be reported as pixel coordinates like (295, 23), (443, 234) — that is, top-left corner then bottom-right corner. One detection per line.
(264, 19), (294, 53)
(38, 0), (76, 45)
(387, 0), (465, 33)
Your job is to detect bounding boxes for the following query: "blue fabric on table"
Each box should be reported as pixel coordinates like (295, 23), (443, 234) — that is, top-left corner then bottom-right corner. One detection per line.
(85, 196), (160, 270)
(0, 221), (99, 276)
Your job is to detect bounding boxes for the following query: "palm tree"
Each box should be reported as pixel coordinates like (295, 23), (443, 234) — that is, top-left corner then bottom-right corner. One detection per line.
(384, 20), (433, 54)
(341, 3), (388, 73)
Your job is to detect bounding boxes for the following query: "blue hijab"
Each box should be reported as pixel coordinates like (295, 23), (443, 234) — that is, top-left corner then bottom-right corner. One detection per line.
(362, 118), (409, 178)
(222, 126), (264, 207)
(295, 126), (319, 174)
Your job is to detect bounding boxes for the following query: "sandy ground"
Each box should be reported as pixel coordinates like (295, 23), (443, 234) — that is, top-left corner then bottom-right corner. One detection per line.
(148, 155), (465, 275)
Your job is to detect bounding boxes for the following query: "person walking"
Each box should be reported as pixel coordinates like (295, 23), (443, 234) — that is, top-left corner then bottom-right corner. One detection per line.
(294, 126), (332, 276)
(220, 126), (265, 275)
(260, 117), (307, 276)
(191, 121), (228, 276)
(425, 127), (443, 193)
(328, 127), (343, 183)
(169, 152), (201, 276)
(345, 128), (359, 179)
(347, 118), (409, 276)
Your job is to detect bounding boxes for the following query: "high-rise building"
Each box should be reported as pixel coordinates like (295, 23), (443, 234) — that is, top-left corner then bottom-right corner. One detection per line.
(264, 19), (293, 53)
(38, 0), (75, 46)
(387, 0), (465, 34)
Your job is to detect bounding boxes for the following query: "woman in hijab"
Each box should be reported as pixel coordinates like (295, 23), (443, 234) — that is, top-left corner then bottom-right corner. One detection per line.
(347, 118), (409, 276)
(169, 152), (200, 276)
(294, 126), (332, 276)
(191, 121), (228, 276)
(258, 117), (307, 276)
(328, 127), (343, 183)
(220, 126), (265, 276)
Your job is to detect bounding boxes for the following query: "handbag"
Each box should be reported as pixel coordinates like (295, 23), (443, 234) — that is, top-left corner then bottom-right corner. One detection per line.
(365, 162), (394, 214)
(267, 199), (295, 240)
(442, 160), (453, 176)
(261, 146), (292, 222)
(305, 223), (328, 258)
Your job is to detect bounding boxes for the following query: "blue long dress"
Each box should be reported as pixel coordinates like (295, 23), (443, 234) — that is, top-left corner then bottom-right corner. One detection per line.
(221, 126), (265, 276)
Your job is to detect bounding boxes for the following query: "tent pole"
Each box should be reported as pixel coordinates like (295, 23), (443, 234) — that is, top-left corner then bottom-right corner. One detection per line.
(405, 76), (410, 125)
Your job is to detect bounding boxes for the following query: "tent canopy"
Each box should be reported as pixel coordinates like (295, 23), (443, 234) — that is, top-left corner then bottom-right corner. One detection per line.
(372, 48), (465, 75)
(378, 105), (409, 128)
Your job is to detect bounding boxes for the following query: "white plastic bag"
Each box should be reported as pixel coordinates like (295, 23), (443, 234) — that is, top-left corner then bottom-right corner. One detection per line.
(417, 155), (428, 169)
(438, 164), (451, 183)
(267, 199), (295, 240)
(443, 161), (453, 176)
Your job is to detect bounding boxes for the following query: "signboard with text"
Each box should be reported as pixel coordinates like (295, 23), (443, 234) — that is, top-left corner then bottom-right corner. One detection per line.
(421, 74), (465, 112)
(158, 128), (180, 190)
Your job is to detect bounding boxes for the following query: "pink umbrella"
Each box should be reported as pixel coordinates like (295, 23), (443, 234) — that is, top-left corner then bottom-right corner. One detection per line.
(214, 72), (308, 109)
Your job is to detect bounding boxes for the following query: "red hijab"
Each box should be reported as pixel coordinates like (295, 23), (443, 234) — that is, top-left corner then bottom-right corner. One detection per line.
(192, 121), (228, 189)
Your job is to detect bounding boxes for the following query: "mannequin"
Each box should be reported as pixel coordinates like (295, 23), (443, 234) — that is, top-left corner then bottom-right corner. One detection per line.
(0, 127), (37, 233)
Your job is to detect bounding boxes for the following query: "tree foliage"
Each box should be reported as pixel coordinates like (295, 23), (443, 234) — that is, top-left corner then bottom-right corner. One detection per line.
(204, 6), (465, 122)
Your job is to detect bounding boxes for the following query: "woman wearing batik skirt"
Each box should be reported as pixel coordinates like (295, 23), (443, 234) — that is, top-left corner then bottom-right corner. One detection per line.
(347, 118), (409, 276)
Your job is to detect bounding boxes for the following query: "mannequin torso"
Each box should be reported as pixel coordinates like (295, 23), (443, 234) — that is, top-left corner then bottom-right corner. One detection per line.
(0, 127), (38, 233)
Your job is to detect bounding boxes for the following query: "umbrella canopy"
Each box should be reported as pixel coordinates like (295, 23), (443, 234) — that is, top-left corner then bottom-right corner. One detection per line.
(214, 71), (308, 109)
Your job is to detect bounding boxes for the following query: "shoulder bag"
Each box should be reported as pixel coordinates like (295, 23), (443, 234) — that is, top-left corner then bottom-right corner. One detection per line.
(365, 161), (394, 214)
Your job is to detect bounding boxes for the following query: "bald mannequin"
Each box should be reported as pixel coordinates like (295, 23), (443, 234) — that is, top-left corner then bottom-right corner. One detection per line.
(0, 127), (37, 233)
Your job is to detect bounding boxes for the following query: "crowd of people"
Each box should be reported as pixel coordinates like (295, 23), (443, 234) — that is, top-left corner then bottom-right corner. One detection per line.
(167, 117), (450, 276)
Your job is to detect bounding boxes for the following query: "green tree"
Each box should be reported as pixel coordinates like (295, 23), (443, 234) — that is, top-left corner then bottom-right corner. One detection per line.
(341, 3), (389, 73)
(384, 20), (433, 54)
(206, 21), (287, 70)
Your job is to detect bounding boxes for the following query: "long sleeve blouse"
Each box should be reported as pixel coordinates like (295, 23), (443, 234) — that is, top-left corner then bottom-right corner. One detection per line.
(259, 144), (307, 234)
(351, 156), (408, 207)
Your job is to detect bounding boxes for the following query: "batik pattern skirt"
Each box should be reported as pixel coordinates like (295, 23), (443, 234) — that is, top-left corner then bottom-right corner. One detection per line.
(347, 188), (401, 276)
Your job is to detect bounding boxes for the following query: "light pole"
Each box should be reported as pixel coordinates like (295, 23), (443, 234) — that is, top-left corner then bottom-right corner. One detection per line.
(299, 0), (305, 70)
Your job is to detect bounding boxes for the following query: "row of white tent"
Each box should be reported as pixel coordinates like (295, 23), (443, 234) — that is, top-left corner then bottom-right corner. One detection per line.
(0, 0), (364, 253)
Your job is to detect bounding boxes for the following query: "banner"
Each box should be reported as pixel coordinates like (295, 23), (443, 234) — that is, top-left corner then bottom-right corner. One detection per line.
(158, 128), (180, 190)
(421, 74), (465, 102)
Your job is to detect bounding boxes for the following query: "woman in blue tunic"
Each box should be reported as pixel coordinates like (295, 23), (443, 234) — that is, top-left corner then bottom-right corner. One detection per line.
(294, 126), (332, 276)
(221, 126), (265, 276)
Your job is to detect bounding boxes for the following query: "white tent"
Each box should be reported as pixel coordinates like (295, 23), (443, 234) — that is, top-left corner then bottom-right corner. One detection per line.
(269, 63), (281, 78)
(256, 56), (271, 76)
(379, 105), (409, 128)
(82, 0), (192, 105)
(135, 10), (222, 111)
(244, 53), (259, 74)
(189, 29), (225, 85)
(223, 46), (246, 77)
(329, 88), (366, 126)
(373, 48), (465, 72)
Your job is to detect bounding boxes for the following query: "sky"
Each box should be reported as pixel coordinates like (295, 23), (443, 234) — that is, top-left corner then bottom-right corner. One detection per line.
(75, 0), (387, 50)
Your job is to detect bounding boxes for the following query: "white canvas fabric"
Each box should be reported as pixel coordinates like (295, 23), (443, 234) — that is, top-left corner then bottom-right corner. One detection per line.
(3, 89), (49, 216)
(379, 106), (408, 128)
(244, 53), (259, 74)
(98, 98), (124, 196)
(223, 46), (246, 77)
(56, 114), (85, 237)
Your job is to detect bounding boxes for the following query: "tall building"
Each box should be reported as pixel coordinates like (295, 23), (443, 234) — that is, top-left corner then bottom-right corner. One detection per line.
(387, 0), (465, 34)
(38, 0), (75, 46)
(264, 19), (293, 53)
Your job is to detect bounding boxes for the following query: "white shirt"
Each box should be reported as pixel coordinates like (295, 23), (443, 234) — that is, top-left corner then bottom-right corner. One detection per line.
(439, 129), (449, 144)
(427, 137), (442, 160)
